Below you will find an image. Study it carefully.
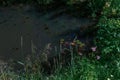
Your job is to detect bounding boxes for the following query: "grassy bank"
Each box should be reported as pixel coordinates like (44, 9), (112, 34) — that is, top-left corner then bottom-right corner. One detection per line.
(1, 54), (120, 80)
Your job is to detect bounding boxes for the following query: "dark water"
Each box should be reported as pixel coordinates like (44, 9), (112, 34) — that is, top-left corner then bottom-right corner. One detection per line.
(0, 5), (94, 62)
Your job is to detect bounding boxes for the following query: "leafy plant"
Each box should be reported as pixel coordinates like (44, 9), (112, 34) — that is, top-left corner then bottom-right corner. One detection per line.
(95, 17), (120, 57)
(87, 0), (106, 18)
(102, 0), (120, 18)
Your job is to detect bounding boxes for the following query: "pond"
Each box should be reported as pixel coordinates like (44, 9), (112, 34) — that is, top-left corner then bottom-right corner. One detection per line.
(0, 5), (95, 62)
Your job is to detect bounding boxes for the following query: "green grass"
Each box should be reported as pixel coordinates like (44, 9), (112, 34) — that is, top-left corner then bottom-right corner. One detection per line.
(1, 51), (120, 80)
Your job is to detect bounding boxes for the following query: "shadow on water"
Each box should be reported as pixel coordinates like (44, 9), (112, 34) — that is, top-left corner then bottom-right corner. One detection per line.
(0, 5), (95, 62)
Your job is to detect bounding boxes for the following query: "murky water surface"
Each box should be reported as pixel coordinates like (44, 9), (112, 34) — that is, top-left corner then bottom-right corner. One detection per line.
(0, 5), (94, 61)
